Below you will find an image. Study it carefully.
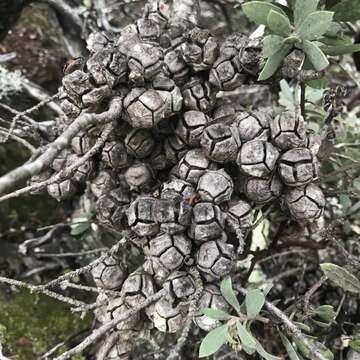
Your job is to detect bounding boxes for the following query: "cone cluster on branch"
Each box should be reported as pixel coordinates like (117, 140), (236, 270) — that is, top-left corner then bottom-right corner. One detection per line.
(28, 0), (326, 357)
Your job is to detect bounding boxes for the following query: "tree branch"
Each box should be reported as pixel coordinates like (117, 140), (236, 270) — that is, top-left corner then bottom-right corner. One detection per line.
(166, 268), (204, 360)
(0, 276), (86, 308)
(40, 238), (125, 289)
(54, 289), (166, 360)
(0, 122), (114, 202)
(0, 97), (123, 195)
(238, 287), (330, 360)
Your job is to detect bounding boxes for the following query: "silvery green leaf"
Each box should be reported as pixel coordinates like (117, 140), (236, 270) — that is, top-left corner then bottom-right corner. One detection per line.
(279, 332), (302, 360)
(321, 43), (360, 55)
(267, 10), (292, 36)
(70, 221), (90, 236)
(349, 338), (360, 351)
(306, 77), (328, 89)
(293, 321), (312, 333)
(262, 35), (284, 58)
(314, 305), (336, 322)
(294, 0), (319, 27)
(320, 263), (360, 294)
(199, 325), (229, 357)
(202, 308), (231, 321)
(255, 339), (282, 360)
(242, 1), (286, 25)
(311, 319), (331, 328)
(303, 40), (329, 71)
(220, 277), (241, 313)
(245, 289), (265, 318)
(279, 79), (296, 110)
(262, 283), (273, 296)
(236, 323), (257, 349)
(298, 11), (334, 40)
(258, 44), (292, 81)
(331, 0), (360, 22)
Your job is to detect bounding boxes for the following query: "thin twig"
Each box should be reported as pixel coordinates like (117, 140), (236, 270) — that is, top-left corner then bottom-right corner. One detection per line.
(0, 93), (59, 144)
(303, 275), (327, 311)
(19, 224), (69, 255)
(54, 289), (166, 360)
(40, 239), (123, 289)
(166, 269), (204, 360)
(0, 97), (122, 196)
(96, 332), (120, 360)
(300, 82), (306, 120)
(238, 287), (329, 360)
(60, 281), (121, 297)
(0, 103), (35, 125)
(5, 122), (113, 200)
(35, 248), (108, 258)
(0, 276), (85, 308)
(22, 78), (63, 116)
(38, 341), (65, 360)
(0, 128), (36, 153)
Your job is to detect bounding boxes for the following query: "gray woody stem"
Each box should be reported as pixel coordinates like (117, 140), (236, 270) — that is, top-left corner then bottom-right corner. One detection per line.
(238, 288), (329, 360)
(54, 289), (166, 360)
(0, 97), (123, 195)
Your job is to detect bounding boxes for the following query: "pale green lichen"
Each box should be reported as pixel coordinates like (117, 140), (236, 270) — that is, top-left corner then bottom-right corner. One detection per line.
(0, 289), (92, 360)
(0, 66), (23, 100)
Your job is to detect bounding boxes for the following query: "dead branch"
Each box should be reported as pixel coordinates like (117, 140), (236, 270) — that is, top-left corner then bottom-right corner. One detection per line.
(40, 238), (125, 289)
(96, 331), (120, 360)
(166, 269), (204, 360)
(22, 78), (64, 115)
(54, 289), (166, 360)
(18, 223), (69, 255)
(60, 281), (122, 297)
(0, 96), (123, 195)
(0, 92), (59, 144)
(238, 287), (329, 360)
(35, 248), (108, 259)
(0, 121), (114, 202)
(0, 276), (86, 308)
(0, 127), (36, 152)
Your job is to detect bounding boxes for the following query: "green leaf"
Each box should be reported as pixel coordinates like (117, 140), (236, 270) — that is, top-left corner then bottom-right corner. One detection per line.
(311, 319), (331, 328)
(262, 35), (284, 58)
(242, 1), (286, 25)
(320, 263), (360, 294)
(220, 277), (241, 313)
(324, 22), (344, 38)
(236, 323), (257, 349)
(267, 10), (292, 36)
(199, 325), (229, 357)
(321, 44), (360, 56)
(279, 79), (295, 110)
(294, 0), (319, 27)
(331, 0), (360, 22)
(313, 305), (336, 322)
(245, 289), (265, 318)
(258, 44), (292, 80)
(306, 77), (329, 89)
(242, 344), (257, 355)
(279, 332), (302, 360)
(255, 339), (282, 360)
(70, 222), (90, 236)
(349, 338), (360, 351)
(303, 40), (329, 71)
(293, 321), (312, 333)
(262, 283), (273, 296)
(294, 338), (333, 360)
(202, 308), (231, 321)
(298, 11), (334, 40)
(321, 34), (353, 46)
